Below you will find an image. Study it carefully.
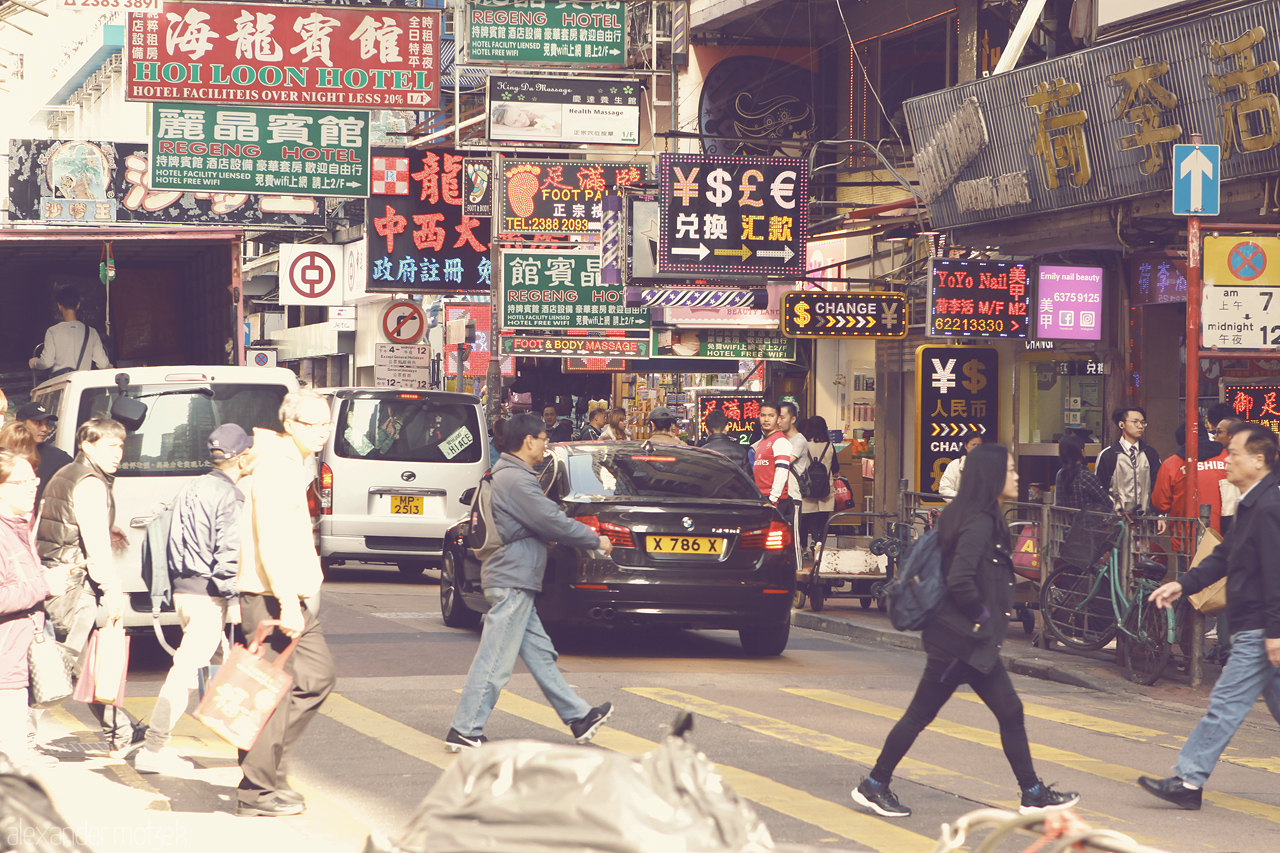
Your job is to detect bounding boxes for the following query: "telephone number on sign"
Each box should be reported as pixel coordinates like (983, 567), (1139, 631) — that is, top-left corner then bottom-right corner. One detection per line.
(934, 317), (1006, 333)
(64, 0), (159, 8)
(504, 217), (592, 232)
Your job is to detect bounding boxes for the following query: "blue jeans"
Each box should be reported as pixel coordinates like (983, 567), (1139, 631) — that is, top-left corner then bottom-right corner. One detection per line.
(451, 588), (592, 737)
(1174, 628), (1280, 786)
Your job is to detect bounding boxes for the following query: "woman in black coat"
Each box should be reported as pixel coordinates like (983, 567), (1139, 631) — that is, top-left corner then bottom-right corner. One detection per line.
(852, 444), (1080, 819)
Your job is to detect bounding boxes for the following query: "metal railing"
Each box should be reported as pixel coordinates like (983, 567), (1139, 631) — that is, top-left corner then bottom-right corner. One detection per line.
(897, 482), (1210, 686)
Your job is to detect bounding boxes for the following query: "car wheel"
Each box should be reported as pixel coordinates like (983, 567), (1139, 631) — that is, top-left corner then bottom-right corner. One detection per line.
(739, 621), (790, 656)
(398, 561), (427, 578)
(440, 553), (480, 630)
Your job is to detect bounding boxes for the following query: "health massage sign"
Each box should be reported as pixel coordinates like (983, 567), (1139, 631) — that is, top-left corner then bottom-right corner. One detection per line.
(127, 3), (440, 109)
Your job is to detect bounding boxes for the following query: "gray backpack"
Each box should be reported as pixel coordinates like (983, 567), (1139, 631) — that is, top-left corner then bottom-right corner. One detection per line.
(467, 472), (505, 561)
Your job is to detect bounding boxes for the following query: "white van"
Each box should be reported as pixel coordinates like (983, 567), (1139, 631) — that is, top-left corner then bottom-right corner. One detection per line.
(30, 366), (300, 629)
(315, 388), (489, 577)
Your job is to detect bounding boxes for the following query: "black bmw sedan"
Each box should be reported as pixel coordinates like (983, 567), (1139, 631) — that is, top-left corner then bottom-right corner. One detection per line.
(439, 441), (796, 655)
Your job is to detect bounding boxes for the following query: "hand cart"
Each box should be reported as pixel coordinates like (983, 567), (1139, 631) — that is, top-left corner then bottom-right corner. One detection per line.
(796, 511), (902, 612)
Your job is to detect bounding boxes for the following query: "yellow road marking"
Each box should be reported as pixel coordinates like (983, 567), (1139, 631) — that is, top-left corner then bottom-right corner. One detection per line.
(789, 689), (1280, 824)
(320, 693), (456, 770)
(952, 693), (1165, 741)
(492, 692), (936, 853)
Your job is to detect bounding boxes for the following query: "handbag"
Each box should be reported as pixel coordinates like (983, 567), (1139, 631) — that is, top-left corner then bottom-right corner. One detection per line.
(1011, 524), (1041, 581)
(193, 620), (298, 751)
(1187, 528), (1226, 616)
(27, 617), (75, 708)
(71, 623), (130, 708)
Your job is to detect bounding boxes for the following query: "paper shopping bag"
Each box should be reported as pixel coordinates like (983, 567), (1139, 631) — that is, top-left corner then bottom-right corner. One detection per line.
(193, 621), (298, 751)
(71, 625), (130, 708)
(1187, 528), (1226, 616)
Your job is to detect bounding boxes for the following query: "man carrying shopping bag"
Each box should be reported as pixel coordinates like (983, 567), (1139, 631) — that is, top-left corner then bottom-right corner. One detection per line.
(234, 391), (336, 817)
(129, 424), (252, 774)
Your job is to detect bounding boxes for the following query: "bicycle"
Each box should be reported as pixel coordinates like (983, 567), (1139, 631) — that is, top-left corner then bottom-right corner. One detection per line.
(1038, 515), (1182, 685)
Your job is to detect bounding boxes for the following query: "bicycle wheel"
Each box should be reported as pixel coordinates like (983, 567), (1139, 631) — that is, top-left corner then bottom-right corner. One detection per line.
(1039, 565), (1118, 651)
(1123, 598), (1172, 686)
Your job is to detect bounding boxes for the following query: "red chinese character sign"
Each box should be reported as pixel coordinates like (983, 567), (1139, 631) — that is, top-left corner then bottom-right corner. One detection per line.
(366, 147), (491, 294)
(698, 394), (763, 448)
(658, 154), (807, 277)
(1225, 385), (1280, 436)
(498, 160), (645, 235)
(126, 4), (439, 110)
(928, 257), (1032, 339)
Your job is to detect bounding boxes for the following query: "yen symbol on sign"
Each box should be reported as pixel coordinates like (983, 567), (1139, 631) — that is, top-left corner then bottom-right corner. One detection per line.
(290, 251), (337, 298)
(1229, 242), (1266, 281)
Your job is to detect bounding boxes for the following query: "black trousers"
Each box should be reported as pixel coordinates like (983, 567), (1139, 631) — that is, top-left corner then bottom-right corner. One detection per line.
(870, 656), (1038, 790)
(236, 593), (336, 805)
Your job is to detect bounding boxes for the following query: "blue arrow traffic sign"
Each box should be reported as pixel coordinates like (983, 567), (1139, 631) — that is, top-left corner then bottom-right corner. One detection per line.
(1172, 143), (1220, 216)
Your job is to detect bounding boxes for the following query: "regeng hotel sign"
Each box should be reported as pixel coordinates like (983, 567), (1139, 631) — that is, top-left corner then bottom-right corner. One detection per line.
(126, 3), (440, 110)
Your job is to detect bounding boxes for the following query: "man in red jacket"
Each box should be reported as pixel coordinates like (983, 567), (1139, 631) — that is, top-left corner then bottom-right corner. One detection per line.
(1151, 423), (1227, 534)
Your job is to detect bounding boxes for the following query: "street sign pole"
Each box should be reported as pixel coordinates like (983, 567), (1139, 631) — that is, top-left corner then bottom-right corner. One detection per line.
(1184, 133), (1204, 523)
(486, 151), (503, 423)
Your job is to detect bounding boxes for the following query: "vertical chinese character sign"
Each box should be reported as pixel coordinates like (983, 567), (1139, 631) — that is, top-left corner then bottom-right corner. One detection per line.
(698, 394), (763, 447)
(916, 345), (1000, 495)
(366, 147), (491, 294)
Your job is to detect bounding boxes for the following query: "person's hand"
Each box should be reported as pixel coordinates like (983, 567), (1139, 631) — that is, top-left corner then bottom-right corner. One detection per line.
(102, 589), (127, 622)
(28, 357), (37, 368)
(227, 602), (242, 625)
(110, 527), (129, 551)
(43, 566), (69, 598)
(1156, 518), (1168, 535)
(1267, 637), (1280, 667)
(383, 416), (399, 437)
(278, 605), (305, 639)
(1148, 580), (1183, 610)
(597, 535), (614, 555)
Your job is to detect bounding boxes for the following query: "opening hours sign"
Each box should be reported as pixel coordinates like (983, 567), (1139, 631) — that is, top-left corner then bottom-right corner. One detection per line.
(127, 4), (440, 110)
(928, 257), (1031, 339)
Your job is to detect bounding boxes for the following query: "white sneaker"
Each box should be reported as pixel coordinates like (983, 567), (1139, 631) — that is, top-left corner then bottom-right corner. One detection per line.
(133, 748), (194, 775)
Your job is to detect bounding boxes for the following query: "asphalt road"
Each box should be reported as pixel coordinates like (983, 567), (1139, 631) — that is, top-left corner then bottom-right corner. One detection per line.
(53, 564), (1279, 853)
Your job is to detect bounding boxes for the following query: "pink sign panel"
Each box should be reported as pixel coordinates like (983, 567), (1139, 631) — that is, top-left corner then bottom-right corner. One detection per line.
(127, 4), (439, 109)
(1036, 265), (1103, 341)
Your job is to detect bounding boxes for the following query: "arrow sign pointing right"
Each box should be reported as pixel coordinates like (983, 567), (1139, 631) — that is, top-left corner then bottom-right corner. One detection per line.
(672, 243), (710, 260)
(1180, 147), (1215, 212)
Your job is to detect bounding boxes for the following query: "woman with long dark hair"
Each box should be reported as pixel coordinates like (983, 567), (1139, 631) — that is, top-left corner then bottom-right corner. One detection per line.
(853, 444), (1079, 818)
(1054, 434), (1111, 511)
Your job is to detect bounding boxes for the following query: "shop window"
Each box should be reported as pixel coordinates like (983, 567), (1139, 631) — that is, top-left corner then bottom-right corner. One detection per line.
(1019, 357), (1107, 445)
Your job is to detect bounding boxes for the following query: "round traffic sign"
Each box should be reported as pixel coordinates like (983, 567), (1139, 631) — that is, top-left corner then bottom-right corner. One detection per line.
(382, 300), (425, 344)
(254, 352), (270, 366)
(1229, 241), (1266, 281)
(288, 251), (337, 299)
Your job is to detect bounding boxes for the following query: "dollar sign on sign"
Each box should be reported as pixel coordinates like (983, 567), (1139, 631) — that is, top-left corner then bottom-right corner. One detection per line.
(705, 169), (733, 207)
(794, 301), (811, 328)
(961, 359), (987, 393)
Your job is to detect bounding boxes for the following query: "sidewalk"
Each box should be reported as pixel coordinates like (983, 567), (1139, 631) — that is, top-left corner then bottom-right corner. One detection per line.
(790, 592), (1225, 710)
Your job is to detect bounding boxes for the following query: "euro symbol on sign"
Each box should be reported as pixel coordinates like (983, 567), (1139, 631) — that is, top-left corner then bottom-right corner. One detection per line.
(962, 359), (987, 393)
(794, 301), (811, 328)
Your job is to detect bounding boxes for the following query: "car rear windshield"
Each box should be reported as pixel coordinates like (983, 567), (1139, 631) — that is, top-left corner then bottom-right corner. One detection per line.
(335, 395), (483, 464)
(77, 383), (289, 477)
(564, 447), (760, 500)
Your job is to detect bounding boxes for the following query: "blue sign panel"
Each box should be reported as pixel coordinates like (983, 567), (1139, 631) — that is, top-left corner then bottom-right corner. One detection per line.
(1172, 144), (1220, 216)
(903, 0), (1280, 229)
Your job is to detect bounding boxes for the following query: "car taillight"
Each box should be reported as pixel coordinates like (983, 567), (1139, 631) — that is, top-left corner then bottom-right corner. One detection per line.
(576, 515), (634, 548)
(739, 520), (790, 550)
(318, 463), (333, 515)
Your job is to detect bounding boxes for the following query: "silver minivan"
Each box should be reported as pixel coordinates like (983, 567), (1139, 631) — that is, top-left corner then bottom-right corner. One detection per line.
(30, 365), (300, 629)
(315, 388), (489, 577)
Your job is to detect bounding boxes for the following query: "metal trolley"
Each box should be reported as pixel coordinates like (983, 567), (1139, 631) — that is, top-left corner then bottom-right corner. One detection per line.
(796, 510), (905, 612)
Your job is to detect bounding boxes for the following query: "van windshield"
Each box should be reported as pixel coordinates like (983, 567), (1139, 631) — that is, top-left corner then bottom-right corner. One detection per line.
(336, 395), (483, 464)
(77, 384), (289, 477)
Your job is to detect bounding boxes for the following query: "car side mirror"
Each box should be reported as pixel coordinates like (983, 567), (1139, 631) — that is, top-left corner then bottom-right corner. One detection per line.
(460, 487), (476, 505)
(110, 395), (148, 432)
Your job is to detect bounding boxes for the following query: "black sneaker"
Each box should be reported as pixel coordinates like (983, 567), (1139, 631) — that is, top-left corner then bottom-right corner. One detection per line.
(1138, 775), (1202, 810)
(851, 777), (911, 818)
(444, 728), (488, 753)
(1020, 781), (1080, 813)
(569, 702), (613, 744)
(109, 725), (148, 759)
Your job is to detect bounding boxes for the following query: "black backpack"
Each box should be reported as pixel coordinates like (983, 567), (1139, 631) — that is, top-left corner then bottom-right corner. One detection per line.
(797, 445), (832, 501)
(885, 528), (948, 631)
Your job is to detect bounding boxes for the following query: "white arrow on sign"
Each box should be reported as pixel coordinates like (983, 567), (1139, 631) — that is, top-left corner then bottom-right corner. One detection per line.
(1180, 148), (1215, 212)
(757, 246), (796, 262)
(671, 243), (710, 260)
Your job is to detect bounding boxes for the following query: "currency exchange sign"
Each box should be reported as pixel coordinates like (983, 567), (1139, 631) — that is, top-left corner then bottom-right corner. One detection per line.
(658, 154), (807, 277)
(466, 0), (624, 66)
(502, 250), (649, 331)
(915, 345), (999, 496)
(780, 292), (907, 339)
(150, 104), (370, 196)
(127, 4), (439, 110)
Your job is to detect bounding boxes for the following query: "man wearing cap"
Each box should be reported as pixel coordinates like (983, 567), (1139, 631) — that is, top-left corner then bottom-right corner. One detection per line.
(16, 402), (73, 506)
(130, 424), (253, 775)
(645, 406), (685, 445)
